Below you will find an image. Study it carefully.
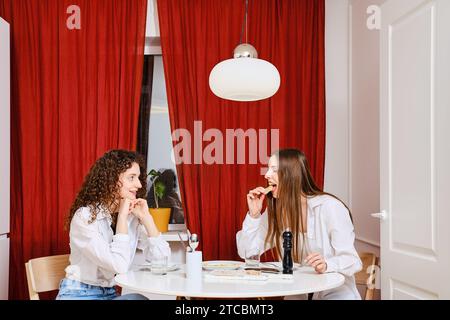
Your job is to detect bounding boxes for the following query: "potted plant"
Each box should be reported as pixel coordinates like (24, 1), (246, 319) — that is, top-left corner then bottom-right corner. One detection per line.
(147, 169), (172, 233)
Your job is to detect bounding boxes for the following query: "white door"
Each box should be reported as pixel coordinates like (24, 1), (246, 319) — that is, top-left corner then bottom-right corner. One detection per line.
(380, 0), (450, 299)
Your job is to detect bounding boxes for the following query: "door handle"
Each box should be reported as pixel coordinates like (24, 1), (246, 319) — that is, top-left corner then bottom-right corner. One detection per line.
(371, 210), (387, 220)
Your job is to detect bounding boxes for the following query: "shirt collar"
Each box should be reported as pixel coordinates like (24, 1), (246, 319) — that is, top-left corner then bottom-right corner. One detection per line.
(96, 205), (112, 220)
(307, 195), (328, 209)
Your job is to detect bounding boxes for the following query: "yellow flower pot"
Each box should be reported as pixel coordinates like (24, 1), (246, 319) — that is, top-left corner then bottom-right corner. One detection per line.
(149, 208), (171, 233)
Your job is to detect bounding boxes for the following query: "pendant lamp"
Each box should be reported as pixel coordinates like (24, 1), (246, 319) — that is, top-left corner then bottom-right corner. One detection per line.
(209, 0), (280, 102)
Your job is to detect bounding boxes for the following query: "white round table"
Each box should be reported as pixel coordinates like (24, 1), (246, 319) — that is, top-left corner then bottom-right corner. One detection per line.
(115, 264), (345, 299)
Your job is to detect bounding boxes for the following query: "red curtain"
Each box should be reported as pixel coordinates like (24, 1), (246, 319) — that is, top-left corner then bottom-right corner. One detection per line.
(0, 0), (147, 299)
(158, 0), (325, 261)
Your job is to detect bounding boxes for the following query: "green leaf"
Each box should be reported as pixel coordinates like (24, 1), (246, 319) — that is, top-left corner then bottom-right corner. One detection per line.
(148, 169), (161, 181)
(154, 181), (166, 200)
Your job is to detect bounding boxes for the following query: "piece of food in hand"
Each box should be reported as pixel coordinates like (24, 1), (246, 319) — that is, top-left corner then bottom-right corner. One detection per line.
(262, 185), (274, 195)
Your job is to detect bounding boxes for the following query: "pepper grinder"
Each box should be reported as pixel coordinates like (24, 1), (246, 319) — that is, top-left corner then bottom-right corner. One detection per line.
(282, 228), (293, 274)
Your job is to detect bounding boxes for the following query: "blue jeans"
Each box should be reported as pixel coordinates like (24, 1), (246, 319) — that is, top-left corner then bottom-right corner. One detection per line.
(56, 278), (148, 300)
(56, 278), (118, 300)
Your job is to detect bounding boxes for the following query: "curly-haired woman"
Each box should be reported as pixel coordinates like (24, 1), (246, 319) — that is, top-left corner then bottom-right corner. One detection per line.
(56, 150), (170, 300)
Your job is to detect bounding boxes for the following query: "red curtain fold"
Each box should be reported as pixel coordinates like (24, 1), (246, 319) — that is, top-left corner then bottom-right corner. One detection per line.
(158, 0), (326, 261)
(0, 0), (147, 299)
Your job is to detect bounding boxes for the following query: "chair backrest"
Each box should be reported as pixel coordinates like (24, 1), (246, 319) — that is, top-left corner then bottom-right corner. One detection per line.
(25, 254), (70, 300)
(355, 252), (378, 300)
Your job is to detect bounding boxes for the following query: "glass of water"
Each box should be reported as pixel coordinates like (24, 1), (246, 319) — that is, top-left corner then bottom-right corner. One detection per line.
(151, 256), (168, 275)
(245, 247), (261, 268)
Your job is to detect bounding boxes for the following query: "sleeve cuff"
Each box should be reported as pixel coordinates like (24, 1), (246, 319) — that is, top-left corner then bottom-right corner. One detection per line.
(145, 235), (171, 260)
(147, 234), (164, 246)
(244, 211), (262, 224)
(113, 233), (130, 242)
(325, 258), (338, 273)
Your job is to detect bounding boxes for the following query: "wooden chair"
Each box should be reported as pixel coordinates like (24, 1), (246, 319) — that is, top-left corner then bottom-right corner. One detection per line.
(355, 252), (379, 300)
(25, 254), (70, 300)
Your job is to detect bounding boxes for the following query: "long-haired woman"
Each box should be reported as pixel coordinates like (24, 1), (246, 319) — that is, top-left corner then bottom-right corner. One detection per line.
(236, 149), (362, 300)
(56, 150), (170, 300)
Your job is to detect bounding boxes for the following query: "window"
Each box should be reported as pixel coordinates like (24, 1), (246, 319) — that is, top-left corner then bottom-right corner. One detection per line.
(138, 55), (184, 226)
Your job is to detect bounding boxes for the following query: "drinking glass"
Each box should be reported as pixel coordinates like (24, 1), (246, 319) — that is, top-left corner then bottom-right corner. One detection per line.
(245, 247), (261, 268)
(151, 256), (168, 275)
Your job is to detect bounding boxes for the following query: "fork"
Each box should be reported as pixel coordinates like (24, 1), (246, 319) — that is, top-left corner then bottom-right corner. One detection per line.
(178, 232), (192, 252)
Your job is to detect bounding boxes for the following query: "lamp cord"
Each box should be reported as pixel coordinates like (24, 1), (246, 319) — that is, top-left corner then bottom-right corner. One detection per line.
(239, 0), (249, 44)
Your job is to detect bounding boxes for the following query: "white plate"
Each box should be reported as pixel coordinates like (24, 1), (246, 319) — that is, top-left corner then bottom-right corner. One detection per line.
(135, 263), (180, 272)
(202, 260), (244, 271)
(260, 261), (301, 271)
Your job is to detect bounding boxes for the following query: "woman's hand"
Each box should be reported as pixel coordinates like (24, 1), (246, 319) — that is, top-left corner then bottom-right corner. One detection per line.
(116, 198), (134, 234)
(305, 253), (327, 274)
(131, 198), (149, 221)
(132, 199), (160, 237)
(246, 187), (267, 218)
(118, 198), (134, 219)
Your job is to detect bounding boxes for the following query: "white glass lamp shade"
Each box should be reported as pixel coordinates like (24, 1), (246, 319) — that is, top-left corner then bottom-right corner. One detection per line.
(209, 58), (281, 102)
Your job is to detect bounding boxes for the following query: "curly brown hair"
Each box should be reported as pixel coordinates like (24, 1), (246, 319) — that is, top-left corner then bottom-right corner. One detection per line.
(65, 150), (147, 230)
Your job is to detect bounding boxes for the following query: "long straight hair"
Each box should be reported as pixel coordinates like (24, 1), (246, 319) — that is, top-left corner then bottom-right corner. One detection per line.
(265, 149), (352, 263)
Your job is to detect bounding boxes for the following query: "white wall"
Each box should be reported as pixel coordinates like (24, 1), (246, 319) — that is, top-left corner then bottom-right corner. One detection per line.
(350, 0), (386, 255)
(0, 17), (10, 300)
(325, 0), (383, 256)
(324, 0), (351, 206)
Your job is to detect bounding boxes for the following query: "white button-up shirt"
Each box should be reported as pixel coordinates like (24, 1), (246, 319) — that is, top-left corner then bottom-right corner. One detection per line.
(236, 194), (362, 300)
(64, 206), (171, 287)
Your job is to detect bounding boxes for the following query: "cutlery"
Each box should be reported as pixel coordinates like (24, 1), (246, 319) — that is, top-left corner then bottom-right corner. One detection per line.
(189, 233), (199, 251)
(186, 228), (192, 240)
(178, 232), (192, 252)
